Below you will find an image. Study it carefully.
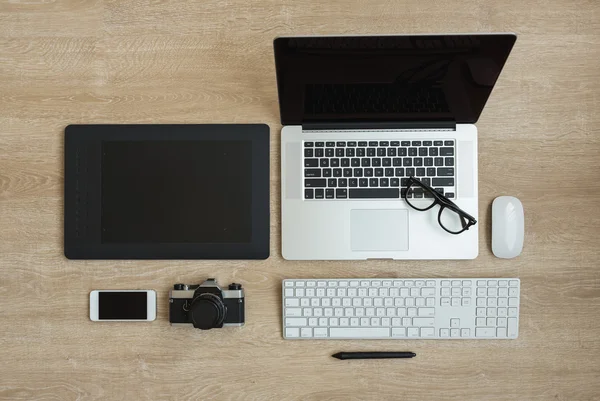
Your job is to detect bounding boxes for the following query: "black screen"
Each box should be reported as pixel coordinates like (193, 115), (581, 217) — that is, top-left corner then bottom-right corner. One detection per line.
(101, 141), (252, 244)
(98, 292), (147, 320)
(274, 34), (516, 125)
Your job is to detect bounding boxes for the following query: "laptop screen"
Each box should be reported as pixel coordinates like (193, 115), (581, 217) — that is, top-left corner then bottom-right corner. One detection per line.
(274, 34), (516, 125)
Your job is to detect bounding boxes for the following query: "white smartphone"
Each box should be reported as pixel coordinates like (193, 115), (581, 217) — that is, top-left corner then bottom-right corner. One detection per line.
(89, 290), (156, 322)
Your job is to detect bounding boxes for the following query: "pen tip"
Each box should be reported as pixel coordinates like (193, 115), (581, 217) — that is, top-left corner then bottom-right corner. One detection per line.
(332, 352), (343, 359)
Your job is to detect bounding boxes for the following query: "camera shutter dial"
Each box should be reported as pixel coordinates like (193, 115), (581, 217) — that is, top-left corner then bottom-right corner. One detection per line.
(190, 293), (226, 330)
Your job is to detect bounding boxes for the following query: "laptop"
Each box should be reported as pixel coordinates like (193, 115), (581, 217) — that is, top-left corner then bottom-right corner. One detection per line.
(275, 34), (516, 260)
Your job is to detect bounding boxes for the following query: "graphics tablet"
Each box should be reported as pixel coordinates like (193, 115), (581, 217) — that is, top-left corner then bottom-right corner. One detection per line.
(64, 124), (270, 259)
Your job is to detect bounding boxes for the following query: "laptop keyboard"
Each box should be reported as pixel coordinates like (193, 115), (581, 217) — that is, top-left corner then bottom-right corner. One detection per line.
(303, 140), (456, 200)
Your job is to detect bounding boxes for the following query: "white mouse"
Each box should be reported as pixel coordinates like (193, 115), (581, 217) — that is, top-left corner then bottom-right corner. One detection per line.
(492, 196), (524, 258)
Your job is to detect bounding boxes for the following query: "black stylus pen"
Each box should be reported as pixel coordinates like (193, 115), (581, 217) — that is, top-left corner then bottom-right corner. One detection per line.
(332, 352), (416, 360)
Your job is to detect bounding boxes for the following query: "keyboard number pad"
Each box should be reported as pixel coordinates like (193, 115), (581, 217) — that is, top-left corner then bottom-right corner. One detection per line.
(474, 280), (519, 338)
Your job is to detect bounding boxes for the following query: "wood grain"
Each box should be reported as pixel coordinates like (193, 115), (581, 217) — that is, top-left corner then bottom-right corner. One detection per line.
(1, 0), (600, 400)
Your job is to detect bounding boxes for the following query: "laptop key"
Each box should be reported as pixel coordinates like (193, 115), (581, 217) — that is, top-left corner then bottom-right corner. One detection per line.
(364, 168), (374, 177)
(347, 141), (357, 147)
(423, 141), (432, 146)
(343, 168), (353, 177)
(432, 178), (454, 186)
(440, 147), (454, 156)
(304, 159), (318, 167)
(437, 168), (454, 176)
(305, 149), (314, 157)
(393, 158), (402, 166)
(349, 189), (399, 199)
(339, 178), (348, 187)
(351, 158), (360, 167)
(353, 168), (363, 177)
(405, 168), (415, 176)
(359, 178), (369, 187)
(305, 189), (314, 199)
(349, 178), (358, 187)
(445, 158), (454, 166)
(401, 141), (410, 146)
(414, 158), (423, 166)
(375, 168), (384, 177)
(315, 142), (324, 147)
(305, 169), (321, 177)
(315, 189), (324, 199)
(341, 158), (350, 167)
(416, 168), (425, 177)
(337, 142), (346, 147)
(408, 148), (417, 156)
(320, 159), (329, 167)
(357, 148), (366, 157)
(398, 148), (407, 156)
(346, 148), (355, 157)
(369, 178), (379, 187)
(336, 148), (345, 157)
(331, 158), (340, 167)
(403, 159), (412, 166)
(391, 141), (400, 146)
(379, 141), (389, 146)
(315, 148), (324, 157)
(444, 140), (454, 146)
(369, 141), (378, 146)
(434, 157), (444, 166)
(434, 140), (443, 146)
(385, 168), (394, 177)
(336, 189), (348, 199)
(326, 189), (334, 199)
(328, 178), (337, 187)
(429, 148), (438, 156)
(372, 158), (381, 167)
(380, 178), (389, 187)
(323, 168), (332, 177)
(387, 148), (396, 156)
(333, 168), (342, 177)
(446, 192), (455, 198)
(326, 141), (335, 147)
(361, 158), (371, 167)
(391, 178), (400, 187)
(424, 157), (433, 166)
(358, 141), (368, 147)
(395, 168), (404, 176)
(304, 142), (314, 147)
(382, 158), (391, 166)
(427, 168), (436, 176)
(419, 148), (427, 156)
(325, 148), (334, 157)
(377, 148), (386, 156)
(305, 179), (326, 187)
(412, 141), (421, 146)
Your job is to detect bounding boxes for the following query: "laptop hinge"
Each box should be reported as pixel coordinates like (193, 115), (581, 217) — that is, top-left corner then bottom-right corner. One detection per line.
(302, 121), (456, 131)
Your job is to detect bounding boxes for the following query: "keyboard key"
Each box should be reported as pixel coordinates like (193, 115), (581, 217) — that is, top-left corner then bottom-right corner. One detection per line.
(349, 178), (358, 187)
(330, 328), (390, 338)
(359, 178), (368, 187)
(476, 328), (496, 337)
(414, 158), (423, 166)
(429, 148), (438, 156)
(341, 158), (350, 167)
(361, 158), (371, 167)
(336, 141), (346, 147)
(364, 168), (373, 177)
(323, 168), (332, 177)
(315, 142), (324, 147)
(418, 148), (427, 156)
(315, 148), (324, 157)
(391, 141), (400, 146)
(393, 158), (402, 166)
(325, 189), (334, 199)
(446, 192), (454, 198)
(416, 168), (425, 177)
(438, 168), (454, 176)
(380, 178), (389, 187)
(351, 158), (360, 167)
(377, 148), (386, 156)
(286, 318), (307, 326)
(315, 189), (324, 199)
(369, 141), (378, 146)
(304, 149), (313, 157)
(375, 168), (383, 177)
(347, 141), (356, 147)
(358, 141), (367, 146)
(427, 167), (436, 176)
(424, 157), (433, 166)
(349, 189), (399, 198)
(305, 169), (321, 177)
(379, 141), (389, 146)
(432, 178), (454, 186)
(343, 168), (352, 177)
(434, 157), (443, 166)
(387, 148), (396, 156)
(336, 189), (347, 199)
(445, 158), (454, 166)
(385, 168), (394, 177)
(401, 141), (410, 146)
(304, 142), (313, 147)
(369, 178), (378, 187)
(382, 158), (391, 166)
(367, 148), (376, 156)
(411, 141), (421, 146)
(408, 148), (417, 156)
(336, 148), (344, 157)
(333, 168), (342, 177)
(434, 140), (443, 146)
(305, 179), (326, 188)
(403, 158), (412, 166)
(357, 148), (365, 157)
(346, 148), (355, 157)
(353, 168), (363, 177)
(325, 148), (334, 157)
(440, 147), (454, 156)
(398, 148), (407, 156)
(304, 159), (318, 167)
(331, 159), (340, 167)
(423, 141), (432, 146)
(338, 178), (347, 187)
(301, 328), (312, 337)
(328, 178), (337, 187)
(444, 140), (454, 146)
(405, 168), (415, 176)
(372, 158), (381, 167)
(305, 189), (313, 199)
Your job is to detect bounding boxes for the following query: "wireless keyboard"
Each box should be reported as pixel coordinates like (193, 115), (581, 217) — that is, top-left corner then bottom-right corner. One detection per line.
(282, 278), (520, 340)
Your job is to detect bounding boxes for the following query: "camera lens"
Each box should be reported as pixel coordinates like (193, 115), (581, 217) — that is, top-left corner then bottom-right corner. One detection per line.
(190, 293), (225, 330)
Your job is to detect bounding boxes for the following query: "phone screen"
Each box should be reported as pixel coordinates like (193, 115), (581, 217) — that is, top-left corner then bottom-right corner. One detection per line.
(98, 292), (148, 320)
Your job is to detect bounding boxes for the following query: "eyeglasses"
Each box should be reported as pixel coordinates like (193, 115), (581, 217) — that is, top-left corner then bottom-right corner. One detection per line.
(402, 176), (477, 235)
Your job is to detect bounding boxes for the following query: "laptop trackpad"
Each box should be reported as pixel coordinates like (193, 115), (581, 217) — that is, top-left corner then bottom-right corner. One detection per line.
(351, 209), (409, 251)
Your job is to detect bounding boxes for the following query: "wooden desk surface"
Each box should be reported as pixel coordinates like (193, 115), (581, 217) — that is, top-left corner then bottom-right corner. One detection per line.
(1, 1), (599, 400)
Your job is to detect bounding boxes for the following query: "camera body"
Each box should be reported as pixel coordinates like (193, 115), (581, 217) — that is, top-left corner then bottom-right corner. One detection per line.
(169, 279), (245, 329)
